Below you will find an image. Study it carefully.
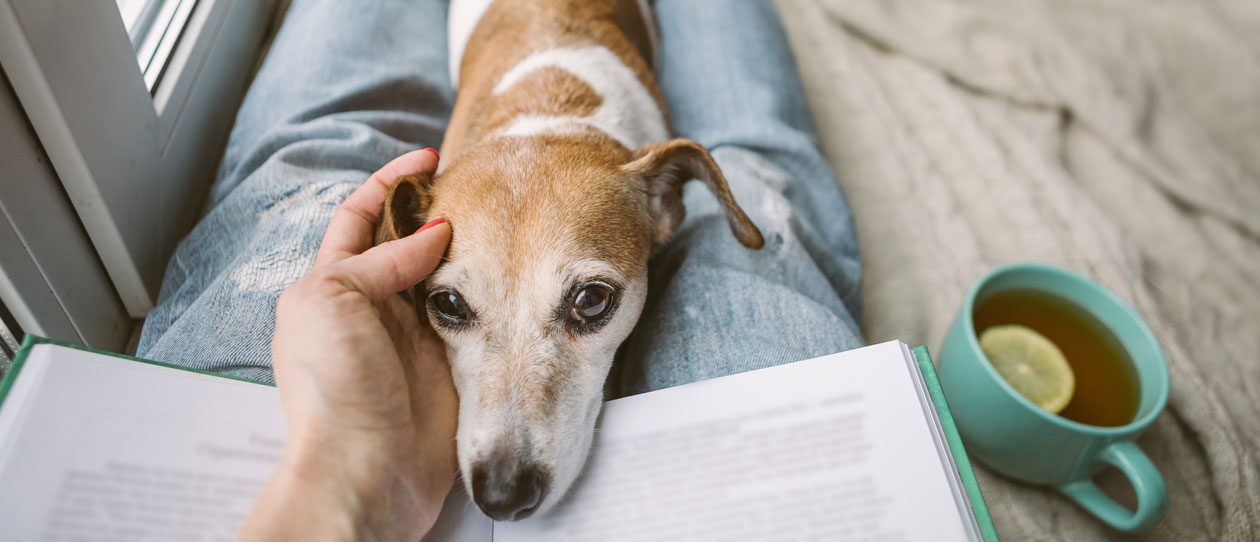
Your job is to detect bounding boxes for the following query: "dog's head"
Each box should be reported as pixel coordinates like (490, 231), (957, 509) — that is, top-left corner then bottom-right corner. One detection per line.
(377, 135), (761, 521)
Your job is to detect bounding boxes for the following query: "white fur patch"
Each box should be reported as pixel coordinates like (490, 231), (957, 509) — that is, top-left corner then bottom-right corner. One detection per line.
(492, 46), (669, 150)
(448, 0), (495, 87)
(448, 0), (659, 89)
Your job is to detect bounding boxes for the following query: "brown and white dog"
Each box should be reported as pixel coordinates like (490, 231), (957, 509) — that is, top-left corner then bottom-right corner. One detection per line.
(375, 0), (763, 521)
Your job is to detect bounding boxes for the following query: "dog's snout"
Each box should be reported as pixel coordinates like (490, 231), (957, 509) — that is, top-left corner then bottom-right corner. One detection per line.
(471, 452), (549, 521)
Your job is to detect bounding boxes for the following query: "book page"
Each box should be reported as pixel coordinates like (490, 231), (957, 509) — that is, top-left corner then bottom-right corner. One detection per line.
(494, 341), (973, 542)
(0, 344), (493, 542)
(0, 345), (287, 541)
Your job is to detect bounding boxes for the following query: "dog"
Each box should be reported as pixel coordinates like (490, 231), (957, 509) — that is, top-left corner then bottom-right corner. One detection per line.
(374, 0), (763, 521)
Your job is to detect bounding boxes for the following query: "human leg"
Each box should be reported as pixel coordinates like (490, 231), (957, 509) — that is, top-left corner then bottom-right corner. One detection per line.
(137, 0), (453, 381)
(616, 0), (864, 395)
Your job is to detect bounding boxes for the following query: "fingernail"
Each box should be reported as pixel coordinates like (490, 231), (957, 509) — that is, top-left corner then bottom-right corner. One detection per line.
(424, 147), (439, 161)
(415, 217), (446, 234)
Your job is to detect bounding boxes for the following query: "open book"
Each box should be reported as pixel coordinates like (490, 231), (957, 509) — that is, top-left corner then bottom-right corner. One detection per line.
(0, 337), (995, 541)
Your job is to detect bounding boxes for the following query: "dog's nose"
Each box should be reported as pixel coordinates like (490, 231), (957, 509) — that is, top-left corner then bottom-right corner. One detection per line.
(470, 453), (549, 521)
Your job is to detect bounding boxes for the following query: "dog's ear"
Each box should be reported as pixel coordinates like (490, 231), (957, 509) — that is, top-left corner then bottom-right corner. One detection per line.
(375, 172), (436, 245)
(624, 139), (763, 251)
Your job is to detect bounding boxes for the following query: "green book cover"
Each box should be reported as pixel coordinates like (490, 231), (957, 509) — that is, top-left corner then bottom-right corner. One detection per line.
(915, 345), (999, 542)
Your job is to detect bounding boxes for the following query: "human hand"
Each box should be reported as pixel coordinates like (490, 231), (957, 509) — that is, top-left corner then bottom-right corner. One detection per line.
(239, 148), (456, 541)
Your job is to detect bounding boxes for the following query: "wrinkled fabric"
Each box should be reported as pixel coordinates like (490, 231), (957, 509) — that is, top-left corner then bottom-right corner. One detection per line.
(776, 0), (1260, 539)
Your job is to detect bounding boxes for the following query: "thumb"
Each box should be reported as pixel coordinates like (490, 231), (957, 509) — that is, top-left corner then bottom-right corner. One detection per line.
(334, 219), (451, 302)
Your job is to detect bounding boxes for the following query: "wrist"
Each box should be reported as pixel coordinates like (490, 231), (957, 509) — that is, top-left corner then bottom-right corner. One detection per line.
(288, 427), (437, 528)
(239, 426), (450, 541)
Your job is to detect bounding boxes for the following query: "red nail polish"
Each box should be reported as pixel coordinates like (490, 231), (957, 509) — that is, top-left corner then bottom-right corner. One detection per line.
(424, 147), (439, 161)
(415, 217), (446, 234)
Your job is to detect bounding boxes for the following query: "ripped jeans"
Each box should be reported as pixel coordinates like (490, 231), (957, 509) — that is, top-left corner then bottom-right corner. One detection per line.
(137, 0), (864, 396)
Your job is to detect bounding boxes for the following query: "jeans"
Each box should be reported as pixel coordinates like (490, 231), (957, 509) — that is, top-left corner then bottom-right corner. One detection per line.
(137, 0), (864, 397)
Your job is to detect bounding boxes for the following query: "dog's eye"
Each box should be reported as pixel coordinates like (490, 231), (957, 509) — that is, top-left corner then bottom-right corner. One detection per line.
(574, 285), (610, 319)
(429, 290), (473, 327)
(569, 283), (615, 332)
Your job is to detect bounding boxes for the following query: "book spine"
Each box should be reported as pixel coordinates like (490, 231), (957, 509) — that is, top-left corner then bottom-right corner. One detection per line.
(914, 346), (999, 542)
(4, 335), (273, 388)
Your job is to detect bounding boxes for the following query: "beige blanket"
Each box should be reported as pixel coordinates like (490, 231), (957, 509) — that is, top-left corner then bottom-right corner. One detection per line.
(775, 0), (1260, 539)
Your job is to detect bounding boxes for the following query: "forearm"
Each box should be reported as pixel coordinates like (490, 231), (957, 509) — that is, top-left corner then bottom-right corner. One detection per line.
(239, 465), (386, 541)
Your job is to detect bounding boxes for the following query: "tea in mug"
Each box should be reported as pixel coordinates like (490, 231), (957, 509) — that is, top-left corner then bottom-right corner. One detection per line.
(973, 288), (1139, 427)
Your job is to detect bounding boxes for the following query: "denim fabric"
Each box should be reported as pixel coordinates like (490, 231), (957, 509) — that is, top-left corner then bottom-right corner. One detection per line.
(138, 0), (864, 394)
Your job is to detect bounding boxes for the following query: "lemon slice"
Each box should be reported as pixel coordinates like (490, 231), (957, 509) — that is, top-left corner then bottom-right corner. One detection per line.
(979, 324), (1075, 413)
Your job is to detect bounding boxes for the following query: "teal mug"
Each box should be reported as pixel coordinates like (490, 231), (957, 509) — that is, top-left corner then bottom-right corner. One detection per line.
(938, 263), (1169, 532)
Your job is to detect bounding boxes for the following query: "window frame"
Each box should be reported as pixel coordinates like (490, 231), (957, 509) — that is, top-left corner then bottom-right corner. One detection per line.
(0, 73), (132, 352)
(0, 0), (277, 317)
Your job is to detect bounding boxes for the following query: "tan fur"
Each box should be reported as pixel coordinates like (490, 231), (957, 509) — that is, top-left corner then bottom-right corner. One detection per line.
(442, 0), (664, 161)
(374, 0), (763, 519)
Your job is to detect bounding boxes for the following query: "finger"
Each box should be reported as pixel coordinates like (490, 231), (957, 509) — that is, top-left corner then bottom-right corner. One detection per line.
(333, 220), (451, 302)
(315, 148), (440, 267)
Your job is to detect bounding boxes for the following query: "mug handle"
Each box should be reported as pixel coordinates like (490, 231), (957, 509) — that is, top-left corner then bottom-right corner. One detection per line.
(1057, 441), (1168, 532)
